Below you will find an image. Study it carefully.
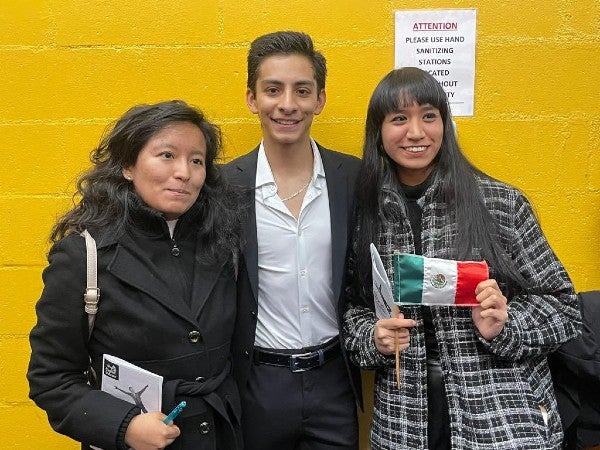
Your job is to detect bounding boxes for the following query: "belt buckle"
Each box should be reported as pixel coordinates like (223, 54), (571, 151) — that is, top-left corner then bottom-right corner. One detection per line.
(289, 349), (324, 373)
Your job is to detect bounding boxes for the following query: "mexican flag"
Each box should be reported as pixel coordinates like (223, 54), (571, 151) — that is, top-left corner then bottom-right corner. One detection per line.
(393, 252), (489, 306)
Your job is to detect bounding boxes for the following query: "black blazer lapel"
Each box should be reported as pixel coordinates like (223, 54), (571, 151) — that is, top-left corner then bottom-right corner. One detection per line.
(228, 149), (260, 303)
(320, 146), (350, 304)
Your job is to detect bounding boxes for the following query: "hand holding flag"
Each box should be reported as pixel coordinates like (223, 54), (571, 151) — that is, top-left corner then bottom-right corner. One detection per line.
(472, 278), (509, 340)
(371, 244), (416, 389)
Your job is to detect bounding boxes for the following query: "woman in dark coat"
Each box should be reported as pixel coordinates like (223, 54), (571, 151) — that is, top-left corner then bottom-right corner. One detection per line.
(27, 100), (244, 450)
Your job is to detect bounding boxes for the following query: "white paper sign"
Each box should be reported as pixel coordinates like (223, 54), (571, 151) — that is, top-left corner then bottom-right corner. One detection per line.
(370, 243), (395, 319)
(395, 9), (477, 116)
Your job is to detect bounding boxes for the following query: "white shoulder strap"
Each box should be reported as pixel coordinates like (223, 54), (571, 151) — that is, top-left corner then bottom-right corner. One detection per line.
(81, 230), (99, 339)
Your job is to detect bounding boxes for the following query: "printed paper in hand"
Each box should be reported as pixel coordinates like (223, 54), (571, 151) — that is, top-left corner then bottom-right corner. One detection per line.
(370, 243), (395, 319)
(89, 355), (163, 450)
(101, 354), (163, 413)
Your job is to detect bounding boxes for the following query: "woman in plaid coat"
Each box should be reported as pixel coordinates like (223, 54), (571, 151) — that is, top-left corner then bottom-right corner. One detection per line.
(343, 67), (581, 449)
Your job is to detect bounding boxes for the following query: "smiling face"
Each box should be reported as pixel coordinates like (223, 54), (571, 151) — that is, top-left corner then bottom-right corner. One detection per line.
(246, 53), (325, 150)
(122, 121), (207, 219)
(381, 102), (444, 185)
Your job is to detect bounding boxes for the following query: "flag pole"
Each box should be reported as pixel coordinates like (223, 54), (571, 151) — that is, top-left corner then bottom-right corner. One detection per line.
(394, 305), (401, 389)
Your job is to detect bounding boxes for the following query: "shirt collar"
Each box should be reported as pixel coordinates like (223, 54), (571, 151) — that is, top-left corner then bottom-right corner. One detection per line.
(255, 139), (325, 190)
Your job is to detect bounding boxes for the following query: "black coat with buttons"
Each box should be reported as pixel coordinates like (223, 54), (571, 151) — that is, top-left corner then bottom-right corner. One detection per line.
(27, 201), (242, 450)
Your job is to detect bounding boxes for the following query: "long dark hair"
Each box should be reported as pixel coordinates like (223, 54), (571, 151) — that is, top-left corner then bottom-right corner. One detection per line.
(353, 67), (527, 296)
(51, 100), (242, 263)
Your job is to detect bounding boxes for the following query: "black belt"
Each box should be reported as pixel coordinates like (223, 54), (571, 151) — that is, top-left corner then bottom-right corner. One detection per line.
(253, 339), (341, 372)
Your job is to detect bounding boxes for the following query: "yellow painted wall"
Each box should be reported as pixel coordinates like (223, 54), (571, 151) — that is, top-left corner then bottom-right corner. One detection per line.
(1, 1), (598, 448)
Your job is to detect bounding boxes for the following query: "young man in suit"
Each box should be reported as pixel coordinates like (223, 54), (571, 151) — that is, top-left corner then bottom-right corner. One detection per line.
(222, 31), (361, 450)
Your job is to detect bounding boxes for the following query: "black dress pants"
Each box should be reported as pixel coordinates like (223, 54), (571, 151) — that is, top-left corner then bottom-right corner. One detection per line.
(241, 354), (358, 450)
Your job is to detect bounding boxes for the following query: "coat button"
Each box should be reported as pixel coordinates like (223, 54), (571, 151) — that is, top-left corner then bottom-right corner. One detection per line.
(188, 330), (201, 343)
(243, 350), (250, 358)
(250, 311), (257, 318)
(199, 421), (210, 434)
(195, 376), (206, 383)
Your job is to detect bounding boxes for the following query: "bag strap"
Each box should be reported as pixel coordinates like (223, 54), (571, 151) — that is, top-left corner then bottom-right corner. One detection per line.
(81, 229), (99, 340)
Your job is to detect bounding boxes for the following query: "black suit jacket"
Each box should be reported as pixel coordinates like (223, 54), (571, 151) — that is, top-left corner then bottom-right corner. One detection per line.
(222, 143), (363, 408)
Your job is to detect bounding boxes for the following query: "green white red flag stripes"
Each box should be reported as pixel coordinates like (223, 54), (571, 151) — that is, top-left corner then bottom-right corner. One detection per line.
(393, 252), (489, 306)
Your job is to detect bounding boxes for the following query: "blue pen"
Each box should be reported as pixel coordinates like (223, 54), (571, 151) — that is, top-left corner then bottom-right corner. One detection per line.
(163, 401), (187, 424)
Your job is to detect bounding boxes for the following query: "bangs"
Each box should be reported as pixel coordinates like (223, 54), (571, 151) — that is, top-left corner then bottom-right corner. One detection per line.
(377, 70), (448, 116)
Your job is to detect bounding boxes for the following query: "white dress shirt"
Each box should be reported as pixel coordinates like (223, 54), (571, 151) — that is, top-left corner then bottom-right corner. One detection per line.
(253, 140), (337, 349)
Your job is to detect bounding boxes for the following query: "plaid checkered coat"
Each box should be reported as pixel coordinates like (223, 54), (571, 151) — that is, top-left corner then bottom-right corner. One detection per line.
(343, 176), (581, 449)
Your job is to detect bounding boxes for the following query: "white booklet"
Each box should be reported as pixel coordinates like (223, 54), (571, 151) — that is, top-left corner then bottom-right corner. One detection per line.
(101, 354), (163, 413)
(90, 355), (163, 450)
(370, 243), (395, 319)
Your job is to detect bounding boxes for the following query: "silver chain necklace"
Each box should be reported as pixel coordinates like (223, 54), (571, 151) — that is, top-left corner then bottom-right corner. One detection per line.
(279, 179), (311, 202)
